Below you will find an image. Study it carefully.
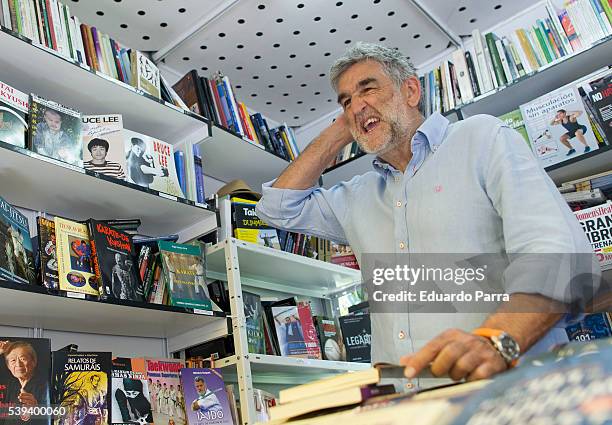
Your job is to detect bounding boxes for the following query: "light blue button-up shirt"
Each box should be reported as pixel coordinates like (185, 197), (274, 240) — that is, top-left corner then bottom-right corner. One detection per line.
(256, 113), (599, 379)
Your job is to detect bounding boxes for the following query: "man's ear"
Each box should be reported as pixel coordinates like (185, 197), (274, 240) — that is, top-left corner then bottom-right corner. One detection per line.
(401, 76), (421, 108)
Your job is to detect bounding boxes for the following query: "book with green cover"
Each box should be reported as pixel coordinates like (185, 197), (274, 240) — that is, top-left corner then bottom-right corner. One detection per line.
(533, 26), (553, 63)
(484, 33), (507, 86)
(498, 109), (531, 150)
(158, 241), (212, 310)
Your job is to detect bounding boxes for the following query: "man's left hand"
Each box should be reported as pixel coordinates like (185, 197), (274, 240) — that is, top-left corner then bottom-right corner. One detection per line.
(399, 329), (507, 382)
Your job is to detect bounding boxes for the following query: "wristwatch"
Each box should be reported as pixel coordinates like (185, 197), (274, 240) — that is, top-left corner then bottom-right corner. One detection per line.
(473, 328), (520, 368)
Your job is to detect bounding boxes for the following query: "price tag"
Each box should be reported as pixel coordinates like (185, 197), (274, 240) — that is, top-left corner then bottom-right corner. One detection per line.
(158, 192), (178, 201)
(195, 202), (208, 209)
(66, 292), (86, 299)
(193, 309), (214, 316)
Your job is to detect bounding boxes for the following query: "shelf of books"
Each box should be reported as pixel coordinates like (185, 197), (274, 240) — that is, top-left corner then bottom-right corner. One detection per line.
(216, 354), (370, 385)
(0, 27), (209, 143)
(206, 238), (362, 298)
(199, 124), (290, 191)
(0, 140), (214, 235)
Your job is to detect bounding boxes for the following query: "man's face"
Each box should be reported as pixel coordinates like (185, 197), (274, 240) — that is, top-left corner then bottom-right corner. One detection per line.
(6, 346), (36, 381)
(131, 144), (143, 156)
(115, 253), (122, 264)
(91, 375), (100, 388)
(336, 60), (414, 155)
(125, 390), (139, 398)
(194, 380), (206, 395)
(556, 111), (567, 120)
(44, 111), (62, 132)
(91, 145), (107, 161)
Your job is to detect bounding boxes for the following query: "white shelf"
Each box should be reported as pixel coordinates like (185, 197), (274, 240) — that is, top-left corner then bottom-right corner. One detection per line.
(217, 354), (369, 385)
(0, 141), (215, 236)
(0, 280), (227, 348)
(199, 125), (289, 192)
(546, 146), (612, 186)
(0, 27), (208, 143)
(206, 238), (361, 298)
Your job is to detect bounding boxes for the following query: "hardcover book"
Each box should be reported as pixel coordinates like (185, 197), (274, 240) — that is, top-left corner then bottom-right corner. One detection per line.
(0, 79), (29, 148)
(520, 85), (599, 167)
(243, 291), (265, 354)
(54, 216), (98, 296)
(36, 216), (59, 290)
(124, 129), (185, 198)
(52, 351), (112, 425)
(157, 241), (212, 310)
(88, 219), (144, 302)
(313, 316), (345, 361)
(230, 197), (280, 249)
(180, 368), (234, 425)
(111, 357), (153, 425)
(0, 337), (51, 425)
(0, 195), (36, 285)
(145, 358), (186, 425)
(28, 94), (82, 167)
(82, 114), (126, 180)
(130, 50), (161, 99)
(338, 314), (371, 363)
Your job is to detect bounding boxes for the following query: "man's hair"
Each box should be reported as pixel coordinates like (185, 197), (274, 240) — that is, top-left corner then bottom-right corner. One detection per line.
(194, 377), (205, 384)
(557, 109), (567, 114)
(4, 341), (37, 366)
(87, 138), (110, 153)
(131, 137), (145, 147)
(330, 42), (416, 92)
(43, 108), (62, 119)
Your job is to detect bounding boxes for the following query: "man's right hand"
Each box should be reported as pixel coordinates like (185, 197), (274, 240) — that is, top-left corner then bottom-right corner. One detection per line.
(320, 112), (354, 152)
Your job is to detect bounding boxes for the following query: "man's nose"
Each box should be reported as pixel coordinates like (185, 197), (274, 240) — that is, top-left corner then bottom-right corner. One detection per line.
(351, 95), (367, 113)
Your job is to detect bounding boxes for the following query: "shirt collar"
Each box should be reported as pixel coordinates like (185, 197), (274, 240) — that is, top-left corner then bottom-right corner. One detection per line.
(372, 112), (449, 174)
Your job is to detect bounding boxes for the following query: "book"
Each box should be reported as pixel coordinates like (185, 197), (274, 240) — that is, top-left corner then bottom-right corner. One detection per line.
(314, 316), (345, 361)
(588, 75), (612, 144)
(330, 243), (359, 270)
(243, 291), (265, 354)
(564, 312), (612, 341)
(52, 351), (112, 425)
(111, 357), (153, 425)
(130, 50), (160, 99)
(28, 94), (82, 167)
(497, 109), (531, 149)
(271, 303), (319, 359)
(0, 195), (36, 285)
(157, 241), (212, 310)
(88, 219), (144, 302)
(338, 313), (371, 363)
(0, 79), (29, 148)
(230, 197), (280, 249)
(297, 301), (322, 360)
(563, 188), (607, 210)
(520, 85), (599, 167)
(54, 216), (98, 296)
(124, 129), (185, 198)
(0, 337), (52, 425)
(179, 368), (234, 425)
(252, 388), (276, 423)
(172, 70), (207, 117)
(82, 114), (126, 180)
(145, 358), (186, 425)
(36, 216), (59, 290)
(573, 201), (612, 269)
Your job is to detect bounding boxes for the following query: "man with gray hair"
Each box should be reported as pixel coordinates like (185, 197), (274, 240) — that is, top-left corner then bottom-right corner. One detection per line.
(256, 43), (599, 384)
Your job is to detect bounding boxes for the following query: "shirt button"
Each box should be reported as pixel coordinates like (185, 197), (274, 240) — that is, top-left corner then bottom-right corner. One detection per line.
(396, 201), (402, 207)
(398, 330), (406, 340)
(399, 242), (406, 249)
(394, 176), (400, 183)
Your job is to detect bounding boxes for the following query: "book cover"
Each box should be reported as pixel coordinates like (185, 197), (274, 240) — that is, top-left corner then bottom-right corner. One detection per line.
(330, 243), (359, 270)
(297, 302), (322, 360)
(36, 216), (59, 290)
(573, 201), (612, 269)
(498, 109), (531, 149)
(145, 358), (186, 425)
(314, 316), (345, 361)
(271, 305), (311, 358)
(338, 314), (371, 363)
(564, 312), (612, 341)
(180, 368), (233, 425)
(243, 291), (265, 354)
(88, 219), (144, 302)
(0, 80), (28, 148)
(230, 197), (280, 249)
(82, 114), (126, 180)
(588, 76), (612, 144)
(111, 357), (153, 425)
(157, 241), (212, 310)
(520, 85), (599, 167)
(130, 51), (160, 99)
(0, 337), (51, 425)
(172, 70), (206, 117)
(54, 216), (98, 296)
(0, 195), (36, 285)
(124, 129), (185, 198)
(28, 94), (82, 167)
(52, 351), (111, 425)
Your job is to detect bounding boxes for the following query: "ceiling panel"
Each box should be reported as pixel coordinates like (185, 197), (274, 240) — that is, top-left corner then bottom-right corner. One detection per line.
(162, 0), (453, 126)
(66, 0), (229, 51)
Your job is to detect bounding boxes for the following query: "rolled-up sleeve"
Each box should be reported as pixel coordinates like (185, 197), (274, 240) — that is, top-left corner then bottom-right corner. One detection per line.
(484, 123), (601, 305)
(255, 180), (350, 244)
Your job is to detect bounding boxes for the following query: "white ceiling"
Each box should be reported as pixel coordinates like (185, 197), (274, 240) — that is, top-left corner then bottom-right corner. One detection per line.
(65, 0), (538, 127)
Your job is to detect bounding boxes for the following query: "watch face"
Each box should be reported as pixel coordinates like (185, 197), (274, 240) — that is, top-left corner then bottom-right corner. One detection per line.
(494, 333), (520, 363)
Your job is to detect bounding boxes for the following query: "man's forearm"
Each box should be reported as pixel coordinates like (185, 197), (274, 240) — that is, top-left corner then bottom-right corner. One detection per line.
(482, 293), (564, 352)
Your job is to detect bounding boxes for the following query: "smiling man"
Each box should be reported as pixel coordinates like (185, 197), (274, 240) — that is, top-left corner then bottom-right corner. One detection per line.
(255, 43), (600, 385)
